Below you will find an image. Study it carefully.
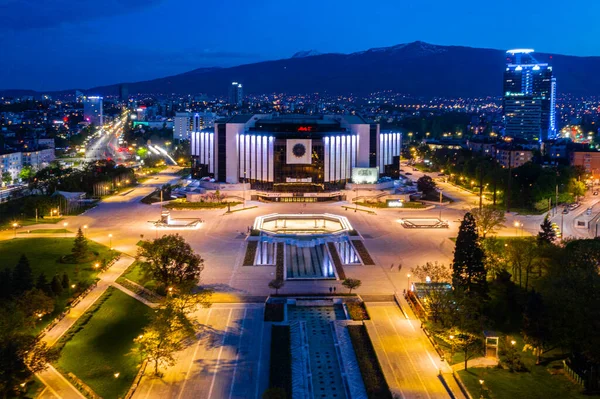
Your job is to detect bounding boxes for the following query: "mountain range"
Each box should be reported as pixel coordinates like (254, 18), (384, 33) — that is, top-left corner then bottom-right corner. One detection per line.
(4, 41), (600, 98)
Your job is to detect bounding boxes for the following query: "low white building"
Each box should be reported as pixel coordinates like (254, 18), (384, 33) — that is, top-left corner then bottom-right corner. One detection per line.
(0, 152), (22, 182)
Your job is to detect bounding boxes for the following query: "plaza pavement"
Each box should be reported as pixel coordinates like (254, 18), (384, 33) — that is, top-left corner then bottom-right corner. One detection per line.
(132, 303), (269, 399)
(5, 166), (593, 398)
(365, 302), (466, 399)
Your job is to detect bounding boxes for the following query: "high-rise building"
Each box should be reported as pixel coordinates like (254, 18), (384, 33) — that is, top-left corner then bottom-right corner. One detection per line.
(173, 112), (191, 140)
(83, 96), (103, 126)
(119, 84), (129, 102)
(503, 49), (556, 142)
(229, 82), (243, 106)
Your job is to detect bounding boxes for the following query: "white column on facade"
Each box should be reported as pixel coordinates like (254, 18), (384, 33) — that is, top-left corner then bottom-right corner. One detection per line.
(324, 137), (330, 182)
(268, 137), (274, 182)
(209, 133), (214, 173)
(340, 136), (346, 181)
(250, 135), (256, 180)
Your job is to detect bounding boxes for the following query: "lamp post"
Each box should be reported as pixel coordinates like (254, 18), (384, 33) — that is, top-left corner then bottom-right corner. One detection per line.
(83, 225), (88, 237)
(109, 233), (113, 250)
(63, 222), (68, 237)
(406, 273), (411, 292)
(12, 222), (17, 238)
(479, 379), (485, 399)
(514, 221), (519, 236)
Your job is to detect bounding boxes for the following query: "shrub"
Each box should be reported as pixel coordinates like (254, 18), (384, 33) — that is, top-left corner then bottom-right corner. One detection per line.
(243, 241), (258, 266)
(346, 302), (370, 321)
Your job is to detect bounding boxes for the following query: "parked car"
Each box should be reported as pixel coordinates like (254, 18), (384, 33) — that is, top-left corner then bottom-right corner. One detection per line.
(405, 172), (413, 175)
(594, 191), (599, 196)
(562, 208), (569, 214)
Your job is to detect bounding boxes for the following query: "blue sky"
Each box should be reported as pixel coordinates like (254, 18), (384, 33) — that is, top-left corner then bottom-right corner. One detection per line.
(0, 0), (597, 91)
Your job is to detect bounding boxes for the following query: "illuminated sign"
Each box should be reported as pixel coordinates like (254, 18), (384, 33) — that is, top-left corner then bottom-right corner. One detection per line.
(297, 126), (314, 132)
(351, 168), (378, 184)
(386, 200), (404, 208)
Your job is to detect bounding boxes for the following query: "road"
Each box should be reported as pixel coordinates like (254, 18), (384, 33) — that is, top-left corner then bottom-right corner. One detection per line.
(86, 112), (129, 163)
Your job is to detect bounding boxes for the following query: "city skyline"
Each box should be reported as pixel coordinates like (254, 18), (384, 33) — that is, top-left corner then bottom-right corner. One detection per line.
(1, 0), (600, 91)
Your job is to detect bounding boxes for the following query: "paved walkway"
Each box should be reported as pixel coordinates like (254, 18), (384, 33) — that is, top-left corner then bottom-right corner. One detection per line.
(364, 302), (466, 399)
(42, 255), (135, 346)
(111, 281), (159, 308)
(132, 303), (268, 399)
(36, 365), (84, 399)
(34, 255), (135, 399)
(451, 356), (498, 371)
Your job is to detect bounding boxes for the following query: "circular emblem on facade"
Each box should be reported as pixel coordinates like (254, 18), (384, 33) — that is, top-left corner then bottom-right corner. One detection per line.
(292, 143), (306, 158)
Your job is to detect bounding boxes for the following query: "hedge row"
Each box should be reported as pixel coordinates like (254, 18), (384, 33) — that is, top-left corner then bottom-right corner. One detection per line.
(347, 325), (392, 399)
(243, 241), (258, 266)
(327, 242), (347, 279)
(352, 241), (375, 265)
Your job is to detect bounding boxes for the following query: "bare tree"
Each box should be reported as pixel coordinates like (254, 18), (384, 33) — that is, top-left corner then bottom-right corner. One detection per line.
(471, 205), (506, 238)
(411, 261), (451, 283)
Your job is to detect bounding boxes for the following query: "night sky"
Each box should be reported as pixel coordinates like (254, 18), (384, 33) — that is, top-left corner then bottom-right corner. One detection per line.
(0, 0), (597, 91)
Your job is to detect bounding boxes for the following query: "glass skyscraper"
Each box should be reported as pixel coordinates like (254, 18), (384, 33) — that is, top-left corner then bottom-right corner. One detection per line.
(503, 49), (556, 142)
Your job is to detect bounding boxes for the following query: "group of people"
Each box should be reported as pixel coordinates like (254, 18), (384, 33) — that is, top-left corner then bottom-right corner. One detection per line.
(390, 263), (403, 272)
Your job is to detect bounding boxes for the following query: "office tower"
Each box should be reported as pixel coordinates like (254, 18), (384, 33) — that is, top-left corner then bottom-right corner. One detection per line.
(83, 96), (103, 126)
(119, 84), (129, 102)
(229, 82), (243, 106)
(503, 49), (556, 142)
(173, 112), (191, 140)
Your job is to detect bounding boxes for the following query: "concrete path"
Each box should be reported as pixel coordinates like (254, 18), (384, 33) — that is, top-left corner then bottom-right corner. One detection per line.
(36, 365), (85, 399)
(111, 281), (159, 308)
(33, 255), (134, 399)
(364, 302), (466, 399)
(132, 303), (268, 399)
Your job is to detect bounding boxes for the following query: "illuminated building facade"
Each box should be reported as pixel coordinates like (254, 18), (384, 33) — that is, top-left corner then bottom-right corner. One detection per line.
(229, 82), (243, 106)
(191, 114), (401, 193)
(83, 96), (103, 126)
(503, 49), (556, 142)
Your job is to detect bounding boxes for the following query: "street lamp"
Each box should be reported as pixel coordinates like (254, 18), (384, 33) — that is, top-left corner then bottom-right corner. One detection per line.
(479, 380), (485, 399)
(108, 233), (113, 250)
(449, 335), (455, 359)
(406, 273), (411, 292)
(12, 222), (18, 238)
(514, 221), (520, 236)
(63, 222), (68, 237)
(83, 225), (88, 237)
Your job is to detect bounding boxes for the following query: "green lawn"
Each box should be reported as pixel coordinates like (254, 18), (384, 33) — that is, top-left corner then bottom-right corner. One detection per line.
(18, 229), (71, 234)
(1, 217), (64, 229)
(0, 237), (116, 329)
(458, 336), (586, 399)
(459, 362), (586, 399)
(57, 287), (151, 399)
(121, 261), (158, 293)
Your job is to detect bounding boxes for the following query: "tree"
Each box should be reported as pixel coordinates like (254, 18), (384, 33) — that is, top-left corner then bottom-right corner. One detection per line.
(470, 205), (506, 238)
(36, 273), (51, 295)
(1, 171), (12, 186)
(568, 178), (586, 200)
(134, 300), (196, 376)
(268, 279), (285, 295)
(505, 238), (538, 290)
(12, 255), (34, 295)
(438, 329), (481, 370)
(417, 175), (437, 194)
(17, 289), (55, 327)
(342, 278), (361, 294)
(0, 269), (12, 300)
(0, 304), (58, 398)
(18, 166), (34, 182)
(452, 213), (487, 297)
(410, 261), (451, 283)
(61, 272), (70, 289)
(522, 289), (550, 365)
(481, 237), (509, 276)
(50, 275), (63, 296)
(137, 234), (204, 291)
(537, 215), (556, 245)
(71, 227), (89, 261)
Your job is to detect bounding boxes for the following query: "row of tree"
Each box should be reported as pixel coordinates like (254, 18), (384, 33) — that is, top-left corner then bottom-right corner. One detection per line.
(415, 211), (600, 374)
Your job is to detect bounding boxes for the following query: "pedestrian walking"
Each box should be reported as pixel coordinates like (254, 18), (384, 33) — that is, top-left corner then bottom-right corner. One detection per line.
(329, 287), (333, 294)
(390, 263), (394, 271)
(333, 287), (336, 293)
(398, 263), (403, 272)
